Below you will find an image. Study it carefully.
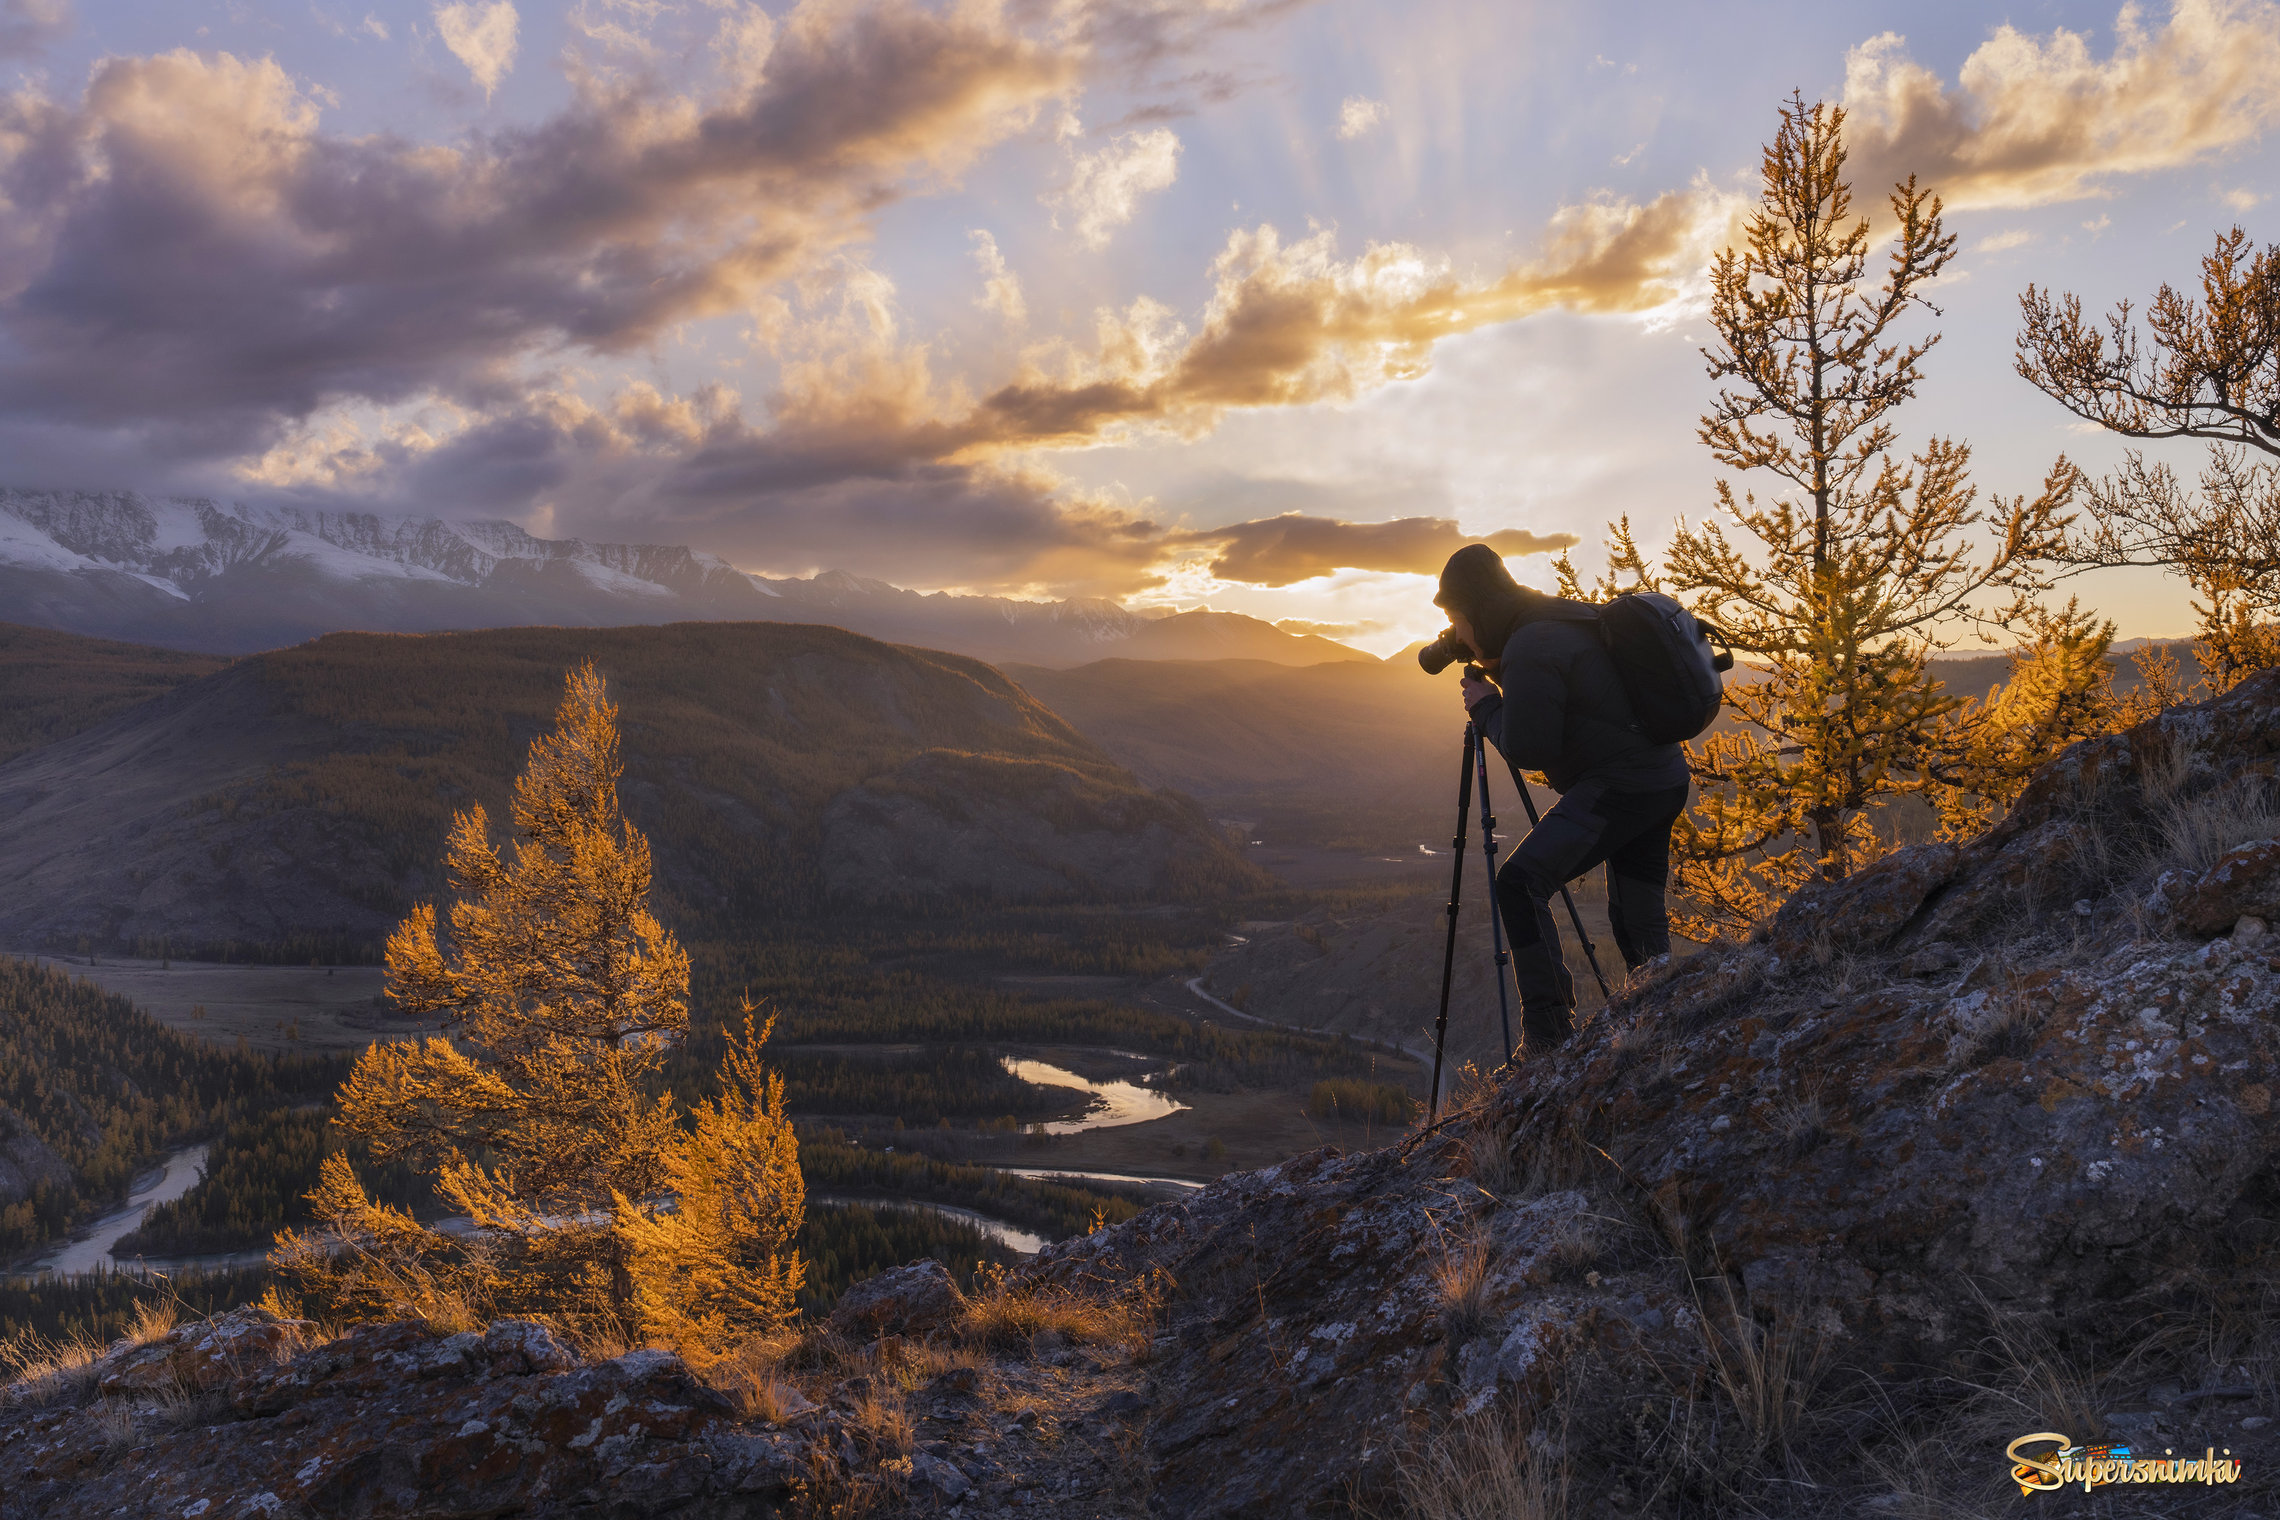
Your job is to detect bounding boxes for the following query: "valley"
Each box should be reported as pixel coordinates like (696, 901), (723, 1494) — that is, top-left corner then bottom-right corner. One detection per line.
(4, 614), (2177, 1346)
(0, 612), (1443, 1337)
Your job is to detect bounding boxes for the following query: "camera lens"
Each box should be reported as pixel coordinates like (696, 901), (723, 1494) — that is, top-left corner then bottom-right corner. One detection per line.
(1417, 629), (1467, 675)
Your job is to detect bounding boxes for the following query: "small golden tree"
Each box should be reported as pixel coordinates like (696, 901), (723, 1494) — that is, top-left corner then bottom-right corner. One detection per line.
(1582, 96), (2074, 938)
(613, 1012), (804, 1359)
(2017, 227), (2280, 691)
(274, 664), (803, 1350)
(1923, 599), (2123, 840)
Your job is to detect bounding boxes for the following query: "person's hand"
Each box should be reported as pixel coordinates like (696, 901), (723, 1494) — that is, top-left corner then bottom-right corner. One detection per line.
(1459, 670), (1496, 710)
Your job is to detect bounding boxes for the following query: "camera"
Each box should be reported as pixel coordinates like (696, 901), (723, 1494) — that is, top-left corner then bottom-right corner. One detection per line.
(1417, 626), (1474, 675)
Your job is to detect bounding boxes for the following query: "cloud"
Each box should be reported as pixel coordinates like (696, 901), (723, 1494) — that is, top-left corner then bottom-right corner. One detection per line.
(2225, 187), (2265, 210)
(0, 0), (68, 59)
(0, 9), (1077, 447)
(1840, 1), (2280, 212)
(364, 13), (390, 42)
(434, 2), (520, 97)
(29, 1), (2275, 606)
(970, 230), (1027, 323)
(1973, 228), (2032, 252)
(709, 0), (774, 88)
(957, 203), (1738, 452)
(1336, 96), (1387, 140)
(1054, 127), (1181, 248)
(1178, 514), (1575, 586)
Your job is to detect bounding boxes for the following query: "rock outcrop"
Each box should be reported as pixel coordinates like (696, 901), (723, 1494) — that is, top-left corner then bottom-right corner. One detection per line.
(828, 1259), (968, 1339)
(3, 1310), (816, 1519)
(1028, 669), (2280, 1514)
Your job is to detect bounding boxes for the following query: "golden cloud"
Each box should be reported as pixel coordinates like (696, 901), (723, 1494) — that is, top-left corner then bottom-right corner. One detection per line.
(1177, 513), (1576, 587)
(957, 201), (1738, 453)
(1841, 0), (2280, 210)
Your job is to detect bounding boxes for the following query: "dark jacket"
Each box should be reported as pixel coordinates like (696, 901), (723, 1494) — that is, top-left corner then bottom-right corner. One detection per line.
(1467, 600), (1689, 793)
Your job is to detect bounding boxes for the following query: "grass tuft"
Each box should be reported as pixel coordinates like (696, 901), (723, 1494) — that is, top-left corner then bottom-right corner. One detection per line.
(0, 1327), (108, 1410)
(1392, 1403), (1568, 1520)
(955, 1263), (1161, 1359)
(1435, 1229), (1495, 1343)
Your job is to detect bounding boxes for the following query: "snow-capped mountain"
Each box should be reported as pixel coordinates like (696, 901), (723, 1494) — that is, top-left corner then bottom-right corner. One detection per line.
(0, 489), (1366, 667)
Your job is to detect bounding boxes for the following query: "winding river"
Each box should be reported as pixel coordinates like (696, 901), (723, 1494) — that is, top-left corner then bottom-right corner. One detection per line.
(12, 1048), (1187, 1281)
(15, 1145), (210, 1278)
(998, 1056), (1187, 1134)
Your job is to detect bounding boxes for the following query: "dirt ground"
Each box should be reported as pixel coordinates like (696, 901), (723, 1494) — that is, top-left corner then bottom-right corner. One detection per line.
(6, 951), (416, 1056)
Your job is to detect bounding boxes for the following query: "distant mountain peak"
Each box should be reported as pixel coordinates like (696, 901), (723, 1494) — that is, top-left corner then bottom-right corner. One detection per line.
(0, 486), (1366, 668)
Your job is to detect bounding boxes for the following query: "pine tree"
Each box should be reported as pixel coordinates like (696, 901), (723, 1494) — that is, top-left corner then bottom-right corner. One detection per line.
(1585, 96), (2075, 937)
(273, 664), (803, 1347)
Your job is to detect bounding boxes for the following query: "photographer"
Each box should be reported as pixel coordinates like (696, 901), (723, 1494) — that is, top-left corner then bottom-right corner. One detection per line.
(1434, 544), (1690, 1053)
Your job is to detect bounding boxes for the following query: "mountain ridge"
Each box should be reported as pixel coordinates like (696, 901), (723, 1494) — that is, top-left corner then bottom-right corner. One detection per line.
(0, 488), (1365, 668)
(0, 621), (1269, 957)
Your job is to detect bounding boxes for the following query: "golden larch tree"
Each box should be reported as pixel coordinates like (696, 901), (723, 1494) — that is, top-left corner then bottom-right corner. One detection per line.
(2018, 227), (2280, 690)
(1922, 599), (2128, 841)
(272, 663), (803, 1352)
(1585, 95), (2074, 938)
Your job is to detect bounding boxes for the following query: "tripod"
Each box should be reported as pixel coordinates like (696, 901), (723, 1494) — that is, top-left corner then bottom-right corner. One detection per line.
(1425, 711), (1615, 1124)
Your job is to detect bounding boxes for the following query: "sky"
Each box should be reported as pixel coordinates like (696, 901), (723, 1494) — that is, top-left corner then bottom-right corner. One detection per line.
(0, 0), (2274, 652)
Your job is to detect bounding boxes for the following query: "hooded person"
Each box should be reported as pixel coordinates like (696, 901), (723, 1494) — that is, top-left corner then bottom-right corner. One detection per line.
(1433, 544), (1691, 1054)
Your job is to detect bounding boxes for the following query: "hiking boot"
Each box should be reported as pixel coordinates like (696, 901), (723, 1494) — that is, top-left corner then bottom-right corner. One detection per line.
(1521, 1002), (1575, 1055)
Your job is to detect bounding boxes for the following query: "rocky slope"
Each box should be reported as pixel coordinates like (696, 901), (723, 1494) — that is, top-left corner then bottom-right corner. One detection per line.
(1033, 666), (2280, 1515)
(9, 672), (2279, 1518)
(0, 489), (1359, 667)
(0, 622), (1266, 955)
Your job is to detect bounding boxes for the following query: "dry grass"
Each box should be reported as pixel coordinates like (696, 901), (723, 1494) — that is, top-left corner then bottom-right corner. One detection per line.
(1392, 1403), (1569, 1520)
(1840, 1289), (2204, 1516)
(92, 1400), (140, 1460)
(788, 1440), (887, 1520)
(847, 1383), (915, 1461)
(955, 1263), (1160, 1358)
(146, 1376), (226, 1432)
(1771, 1086), (1830, 1158)
(122, 1297), (179, 1348)
(2161, 778), (2280, 876)
(877, 1335), (983, 1393)
(701, 1331), (812, 1422)
(1435, 1229), (1495, 1342)
(1947, 1290), (2116, 1449)
(1949, 982), (2045, 1070)
(1536, 1215), (1603, 1284)
(1517, 1128), (1602, 1198)
(1463, 1116), (1519, 1198)
(1685, 1274), (1832, 1482)
(0, 1328), (107, 1410)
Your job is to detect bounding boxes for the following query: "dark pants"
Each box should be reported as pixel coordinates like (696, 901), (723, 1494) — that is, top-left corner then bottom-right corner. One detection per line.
(1494, 778), (1688, 1052)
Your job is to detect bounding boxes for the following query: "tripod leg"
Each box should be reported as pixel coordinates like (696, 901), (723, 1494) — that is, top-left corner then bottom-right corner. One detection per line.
(1495, 753), (1615, 1002)
(1471, 735), (1516, 1065)
(1427, 726), (1475, 1126)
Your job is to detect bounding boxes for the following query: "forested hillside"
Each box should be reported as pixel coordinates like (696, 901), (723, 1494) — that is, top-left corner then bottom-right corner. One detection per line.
(0, 958), (333, 1260)
(0, 623), (229, 766)
(0, 622), (1268, 958)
